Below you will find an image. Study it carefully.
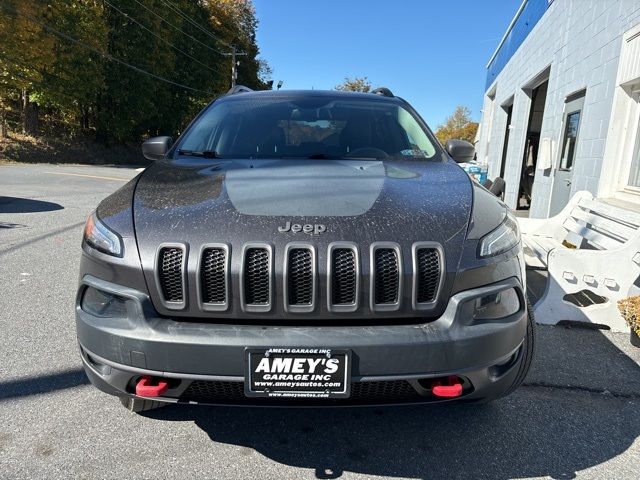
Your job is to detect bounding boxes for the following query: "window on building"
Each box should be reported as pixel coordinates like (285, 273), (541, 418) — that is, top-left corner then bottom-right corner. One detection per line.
(559, 111), (581, 170)
(628, 114), (640, 187)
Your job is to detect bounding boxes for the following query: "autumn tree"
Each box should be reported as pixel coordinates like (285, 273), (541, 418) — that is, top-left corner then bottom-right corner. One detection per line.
(435, 106), (479, 146)
(0, 1), (56, 135)
(0, 0), (269, 144)
(335, 76), (372, 93)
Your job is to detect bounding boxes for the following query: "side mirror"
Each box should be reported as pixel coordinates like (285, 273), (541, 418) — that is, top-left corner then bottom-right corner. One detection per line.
(445, 139), (475, 163)
(142, 136), (172, 161)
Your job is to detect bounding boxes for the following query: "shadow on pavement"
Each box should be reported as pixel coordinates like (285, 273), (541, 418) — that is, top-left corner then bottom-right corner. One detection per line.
(0, 196), (64, 213)
(146, 385), (638, 480)
(0, 221), (26, 229)
(0, 369), (89, 400)
(142, 323), (640, 479)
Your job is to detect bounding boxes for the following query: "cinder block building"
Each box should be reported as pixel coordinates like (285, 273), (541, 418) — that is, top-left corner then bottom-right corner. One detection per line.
(475, 0), (640, 217)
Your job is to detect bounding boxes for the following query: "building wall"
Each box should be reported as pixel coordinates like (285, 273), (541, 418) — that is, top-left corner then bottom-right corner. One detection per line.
(476, 0), (640, 217)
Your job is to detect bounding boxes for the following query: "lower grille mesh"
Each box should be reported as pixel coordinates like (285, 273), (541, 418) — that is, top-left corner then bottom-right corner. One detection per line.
(350, 380), (421, 401)
(331, 248), (357, 305)
(180, 380), (421, 404)
(158, 247), (184, 302)
(416, 248), (440, 303)
(201, 248), (227, 304)
(244, 248), (270, 305)
(288, 248), (313, 305)
(374, 248), (399, 304)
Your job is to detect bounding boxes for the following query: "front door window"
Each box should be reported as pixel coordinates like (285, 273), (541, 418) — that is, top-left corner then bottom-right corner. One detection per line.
(559, 111), (581, 170)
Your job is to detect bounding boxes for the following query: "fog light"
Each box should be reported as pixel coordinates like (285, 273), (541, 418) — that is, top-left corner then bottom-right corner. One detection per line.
(473, 287), (520, 320)
(81, 286), (128, 317)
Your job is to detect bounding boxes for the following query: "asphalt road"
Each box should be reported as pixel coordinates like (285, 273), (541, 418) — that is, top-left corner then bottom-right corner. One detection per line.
(1, 163), (639, 480)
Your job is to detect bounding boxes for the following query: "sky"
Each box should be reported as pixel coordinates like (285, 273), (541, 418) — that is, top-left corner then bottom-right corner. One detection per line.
(253, 0), (522, 128)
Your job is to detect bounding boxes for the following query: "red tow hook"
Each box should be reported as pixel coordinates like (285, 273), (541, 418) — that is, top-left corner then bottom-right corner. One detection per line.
(135, 376), (169, 397)
(431, 376), (463, 398)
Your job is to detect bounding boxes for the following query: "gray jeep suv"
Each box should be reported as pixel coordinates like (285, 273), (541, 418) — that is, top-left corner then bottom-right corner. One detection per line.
(76, 86), (534, 412)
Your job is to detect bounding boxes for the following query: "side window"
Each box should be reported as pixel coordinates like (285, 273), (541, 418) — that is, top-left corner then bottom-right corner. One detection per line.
(396, 107), (436, 157)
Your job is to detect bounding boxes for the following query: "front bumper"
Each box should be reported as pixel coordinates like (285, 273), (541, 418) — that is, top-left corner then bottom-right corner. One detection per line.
(76, 275), (528, 405)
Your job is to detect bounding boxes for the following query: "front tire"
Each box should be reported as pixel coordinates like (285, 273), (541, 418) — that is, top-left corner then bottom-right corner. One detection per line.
(500, 297), (536, 397)
(475, 296), (536, 403)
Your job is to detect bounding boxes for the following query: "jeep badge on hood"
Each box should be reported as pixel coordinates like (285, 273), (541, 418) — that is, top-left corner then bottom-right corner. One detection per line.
(278, 221), (327, 235)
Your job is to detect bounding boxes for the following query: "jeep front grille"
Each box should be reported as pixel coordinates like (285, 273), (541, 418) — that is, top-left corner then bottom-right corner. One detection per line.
(415, 248), (441, 304)
(242, 246), (272, 310)
(330, 246), (358, 308)
(373, 248), (400, 305)
(200, 246), (228, 308)
(153, 242), (444, 316)
(286, 247), (314, 307)
(158, 246), (185, 305)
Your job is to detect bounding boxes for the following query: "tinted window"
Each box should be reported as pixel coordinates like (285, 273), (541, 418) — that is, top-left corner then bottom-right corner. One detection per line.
(176, 96), (439, 160)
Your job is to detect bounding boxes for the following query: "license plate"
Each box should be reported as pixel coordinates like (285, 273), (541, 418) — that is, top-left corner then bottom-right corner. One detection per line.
(245, 348), (351, 399)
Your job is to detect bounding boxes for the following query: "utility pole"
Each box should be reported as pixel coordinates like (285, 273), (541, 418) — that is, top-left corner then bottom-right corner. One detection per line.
(222, 45), (247, 88)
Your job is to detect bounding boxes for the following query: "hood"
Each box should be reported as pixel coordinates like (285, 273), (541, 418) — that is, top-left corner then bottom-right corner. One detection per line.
(132, 158), (473, 319)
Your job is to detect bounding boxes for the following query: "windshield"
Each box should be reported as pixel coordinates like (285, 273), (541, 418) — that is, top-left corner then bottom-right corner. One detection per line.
(174, 95), (440, 160)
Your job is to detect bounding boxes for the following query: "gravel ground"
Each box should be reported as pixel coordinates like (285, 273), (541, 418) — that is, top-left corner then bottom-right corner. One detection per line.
(1, 163), (639, 480)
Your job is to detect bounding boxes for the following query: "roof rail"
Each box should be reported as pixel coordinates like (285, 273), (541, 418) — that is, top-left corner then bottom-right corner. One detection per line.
(226, 85), (253, 95)
(372, 87), (394, 98)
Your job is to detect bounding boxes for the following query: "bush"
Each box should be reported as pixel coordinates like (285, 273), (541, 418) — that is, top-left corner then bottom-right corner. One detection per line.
(618, 296), (640, 335)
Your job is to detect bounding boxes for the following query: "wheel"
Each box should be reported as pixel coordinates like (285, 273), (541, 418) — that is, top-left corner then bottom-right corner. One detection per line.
(472, 296), (536, 403)
(497, 296), (536, 398)
(119, 396), (166, 413)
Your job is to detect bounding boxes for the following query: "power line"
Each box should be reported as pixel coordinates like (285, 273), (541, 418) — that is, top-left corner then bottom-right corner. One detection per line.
(159, 0), (233, 49)
(102, 0), (221, 75)
(131, 0), (223, 56)
(0, 4), (214, 95)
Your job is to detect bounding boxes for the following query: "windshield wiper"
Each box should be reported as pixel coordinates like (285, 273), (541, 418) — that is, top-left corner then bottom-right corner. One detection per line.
(177, 149), (220, 158)
(307, 153), (336, 159)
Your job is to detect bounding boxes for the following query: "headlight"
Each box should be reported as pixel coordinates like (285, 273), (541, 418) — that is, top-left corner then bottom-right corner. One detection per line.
(83, 211), (123, 257)
(473, 288), (520, 320)
(478, 210), (520, 258)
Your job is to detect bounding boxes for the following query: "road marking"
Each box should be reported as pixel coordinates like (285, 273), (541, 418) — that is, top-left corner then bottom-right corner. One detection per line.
(44, 171), (129, 182)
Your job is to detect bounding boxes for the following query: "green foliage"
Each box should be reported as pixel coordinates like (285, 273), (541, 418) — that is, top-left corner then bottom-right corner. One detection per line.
(435, 106), (479, 146)
(335, 76), (372, 93)
(0, 0), (269, 144)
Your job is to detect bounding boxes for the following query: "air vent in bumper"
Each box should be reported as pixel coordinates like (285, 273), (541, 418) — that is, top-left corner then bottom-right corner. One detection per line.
(156, 244), (187, 309)
(180, 379), (422, 405)
(241, 244), (273, 312)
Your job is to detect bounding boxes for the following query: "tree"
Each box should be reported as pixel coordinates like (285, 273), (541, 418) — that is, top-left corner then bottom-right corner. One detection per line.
(0, 0), (269, 145)
(335, 76), (372, 93)
(435, 105), (479, 146)
(208, 0), (271, 90)
(0, 1), (56, 135)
